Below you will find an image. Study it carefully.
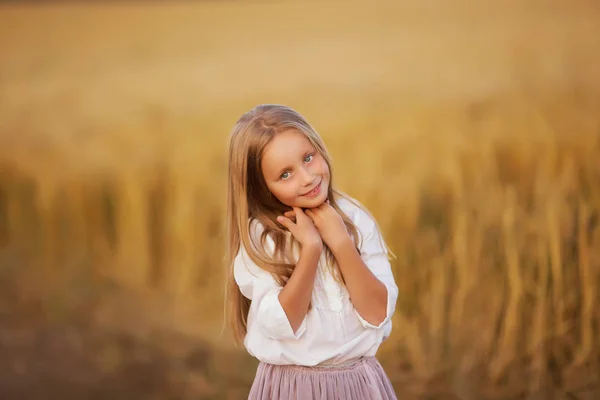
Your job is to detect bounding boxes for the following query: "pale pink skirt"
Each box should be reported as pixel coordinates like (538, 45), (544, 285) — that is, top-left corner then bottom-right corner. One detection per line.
(248, 356), (397, 400)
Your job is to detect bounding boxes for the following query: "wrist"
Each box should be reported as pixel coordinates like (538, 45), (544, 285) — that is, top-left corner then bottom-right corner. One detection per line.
(329, 234), (354, 255)
(301, 239), (323, 256)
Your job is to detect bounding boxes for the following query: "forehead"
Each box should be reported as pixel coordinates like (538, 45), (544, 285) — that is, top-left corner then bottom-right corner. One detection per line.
(261, 130), (314, 172)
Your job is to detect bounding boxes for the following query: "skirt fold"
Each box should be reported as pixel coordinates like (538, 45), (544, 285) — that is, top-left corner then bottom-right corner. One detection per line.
(248, 357), (397, 400)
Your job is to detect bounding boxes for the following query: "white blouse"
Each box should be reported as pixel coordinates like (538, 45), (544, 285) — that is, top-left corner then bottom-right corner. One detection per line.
(234, 197), (399, 366)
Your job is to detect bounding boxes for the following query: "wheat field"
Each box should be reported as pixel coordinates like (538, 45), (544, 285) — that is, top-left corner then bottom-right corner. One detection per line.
(0, 1), (599, 398)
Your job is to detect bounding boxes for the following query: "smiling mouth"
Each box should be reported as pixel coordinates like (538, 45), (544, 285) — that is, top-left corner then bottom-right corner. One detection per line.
(302, 181), (322, 197)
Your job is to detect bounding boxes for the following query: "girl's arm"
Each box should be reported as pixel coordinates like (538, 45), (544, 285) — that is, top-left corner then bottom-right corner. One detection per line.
(278, 242), (322, 333)
(304, 200), (398, 328)
(276, 206), (324, 333)
(330, 237), (388, 326)
(234, 226), (321, 340)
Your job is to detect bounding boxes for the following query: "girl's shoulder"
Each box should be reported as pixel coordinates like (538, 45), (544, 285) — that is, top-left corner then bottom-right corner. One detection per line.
(335, 194), (381, 236)
(336, 194), (390, 256)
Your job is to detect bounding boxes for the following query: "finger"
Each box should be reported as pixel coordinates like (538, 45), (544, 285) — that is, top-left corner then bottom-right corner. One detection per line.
(292, 206), (305, 219)
(284, 211), (296, 223)
(284, 210), (296, 219)
(305, 209), (316, 221)
(276, 216), (296, 232)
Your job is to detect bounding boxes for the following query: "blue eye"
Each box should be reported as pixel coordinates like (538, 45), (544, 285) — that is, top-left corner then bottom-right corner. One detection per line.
(304, 154), (313, 163)
(281, 171), (290, 180)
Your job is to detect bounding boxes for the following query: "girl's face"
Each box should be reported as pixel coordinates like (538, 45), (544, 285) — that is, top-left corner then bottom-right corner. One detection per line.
(261, 130), (330, 209)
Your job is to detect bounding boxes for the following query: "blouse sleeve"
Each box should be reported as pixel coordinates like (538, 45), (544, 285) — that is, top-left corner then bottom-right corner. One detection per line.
(233, 235), (307, 341)
(354, 207), (399, 330)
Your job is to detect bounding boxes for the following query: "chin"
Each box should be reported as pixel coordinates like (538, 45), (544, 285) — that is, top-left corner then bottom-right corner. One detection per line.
(297, 192), (328, 209)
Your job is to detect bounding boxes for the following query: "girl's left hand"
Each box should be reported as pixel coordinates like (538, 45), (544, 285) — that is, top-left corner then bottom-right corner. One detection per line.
(284, 200), (350, 252)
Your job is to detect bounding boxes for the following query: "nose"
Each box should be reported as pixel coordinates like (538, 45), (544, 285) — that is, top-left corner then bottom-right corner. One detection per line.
(299, 166), (315, 186)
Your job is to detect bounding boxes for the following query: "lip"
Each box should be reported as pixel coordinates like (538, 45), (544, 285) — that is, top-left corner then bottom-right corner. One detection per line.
(302, 181), (322, 197)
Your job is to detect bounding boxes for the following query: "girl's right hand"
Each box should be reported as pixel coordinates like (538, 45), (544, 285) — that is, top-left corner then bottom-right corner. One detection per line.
(277, 207), (323, 250)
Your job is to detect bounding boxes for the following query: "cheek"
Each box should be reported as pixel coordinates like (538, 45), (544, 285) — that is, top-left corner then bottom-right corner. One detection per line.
(267, 182), (296, 204)
(319, 160), (331, 179)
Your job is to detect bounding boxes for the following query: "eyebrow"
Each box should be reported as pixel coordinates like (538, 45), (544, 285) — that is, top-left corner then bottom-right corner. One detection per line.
(274, 150), (312, 178)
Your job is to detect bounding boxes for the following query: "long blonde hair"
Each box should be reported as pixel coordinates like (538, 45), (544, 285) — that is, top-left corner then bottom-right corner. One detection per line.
(225, 104), (367, 345)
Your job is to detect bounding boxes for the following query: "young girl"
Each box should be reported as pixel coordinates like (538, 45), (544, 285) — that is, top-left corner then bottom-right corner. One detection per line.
(225, 104), (398, 399)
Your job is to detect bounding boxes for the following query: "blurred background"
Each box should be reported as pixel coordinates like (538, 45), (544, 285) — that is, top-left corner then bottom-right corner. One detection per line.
(1, 0), (599, 399)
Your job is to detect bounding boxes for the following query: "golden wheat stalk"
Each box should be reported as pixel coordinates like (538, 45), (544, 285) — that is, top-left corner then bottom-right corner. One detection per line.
(115, 174), (150, 288)
(573, 201), (594, 366)
(429, 254), (448, 370)
(528, 235), (550, 394)
(450, 207), (469, 336)
(546, 193), (568, 362)
(161, 175), (199, 299)
(490, 186), (523, 381)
